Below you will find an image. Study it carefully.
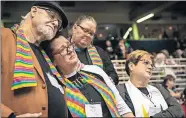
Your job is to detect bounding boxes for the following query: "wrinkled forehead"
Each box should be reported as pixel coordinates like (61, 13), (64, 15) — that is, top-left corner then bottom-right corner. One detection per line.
(79, 20), (96, 28)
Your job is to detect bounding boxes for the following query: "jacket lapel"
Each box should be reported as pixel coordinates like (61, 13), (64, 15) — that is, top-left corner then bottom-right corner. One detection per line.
(30, 48), (46, 83)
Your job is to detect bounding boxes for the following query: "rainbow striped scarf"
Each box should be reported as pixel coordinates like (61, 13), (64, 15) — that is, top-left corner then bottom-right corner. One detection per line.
(87, 46), (103, 69)
(11, 27), (62, 90)
(64, 71), (120, 117)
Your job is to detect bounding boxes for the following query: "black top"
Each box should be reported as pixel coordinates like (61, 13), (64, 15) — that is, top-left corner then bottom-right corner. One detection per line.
(29, 43), (68, 118)
(75, 46), (119, 85)
(67, 72), (112, 118)
(138, 87), (149, 96)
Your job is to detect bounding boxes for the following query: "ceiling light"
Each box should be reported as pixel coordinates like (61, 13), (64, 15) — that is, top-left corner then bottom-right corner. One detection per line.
(137, 13), (154, 23)
(123, 27), (132, 39)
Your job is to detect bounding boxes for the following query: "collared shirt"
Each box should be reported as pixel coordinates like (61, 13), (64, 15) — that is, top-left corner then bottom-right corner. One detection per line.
(67, 72), (112, 118)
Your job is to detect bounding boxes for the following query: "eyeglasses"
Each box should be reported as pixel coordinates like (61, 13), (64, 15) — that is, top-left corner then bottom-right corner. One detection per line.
(37, 6), (62, 30)
(77, 25), (95, 37)
(53, 42), (75, 56)
(139, 59), (155, 69)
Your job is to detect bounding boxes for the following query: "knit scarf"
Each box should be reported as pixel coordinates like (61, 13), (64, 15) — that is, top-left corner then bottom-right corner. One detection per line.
(64, 71), (120, 117)
(11, 27), (62, 90)
(87, 46), (103, 69)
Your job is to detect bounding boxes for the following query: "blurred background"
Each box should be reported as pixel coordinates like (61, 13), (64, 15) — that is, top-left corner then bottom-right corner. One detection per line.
(2, 1), (186, 54)
(1, 1), (186, 97)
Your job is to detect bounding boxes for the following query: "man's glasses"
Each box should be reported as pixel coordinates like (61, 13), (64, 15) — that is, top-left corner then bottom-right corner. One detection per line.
(77, 25), (95, 37)
(139, 59), (155, 69)
(37, 6), (62, 30)
(53, 42), (75, 56)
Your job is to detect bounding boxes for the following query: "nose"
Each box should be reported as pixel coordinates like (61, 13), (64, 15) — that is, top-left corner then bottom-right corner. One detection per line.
(147, 64), (153, 71)
(67, 46), (74, 55)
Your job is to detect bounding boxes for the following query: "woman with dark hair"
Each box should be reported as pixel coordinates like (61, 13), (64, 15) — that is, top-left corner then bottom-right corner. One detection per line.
(115, 39), (126, 60)
(42, 36), (134, 117)
(162, 75), (181, 99)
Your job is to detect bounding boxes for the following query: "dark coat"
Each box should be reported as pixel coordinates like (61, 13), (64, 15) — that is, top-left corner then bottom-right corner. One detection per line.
(76, 46), (119, 85)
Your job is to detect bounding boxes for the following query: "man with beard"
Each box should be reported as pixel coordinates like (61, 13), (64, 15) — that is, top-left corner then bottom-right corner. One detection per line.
(1, 2), (68, 118)
(69, 15), (119, 85)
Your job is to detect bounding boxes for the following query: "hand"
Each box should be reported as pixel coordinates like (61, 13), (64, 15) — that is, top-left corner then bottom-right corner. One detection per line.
(16, 112), (42, 117)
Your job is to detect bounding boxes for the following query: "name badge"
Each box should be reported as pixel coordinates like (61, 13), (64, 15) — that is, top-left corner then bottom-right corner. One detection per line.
(149, 105), (162, 116)
(85, 103), (103, 117)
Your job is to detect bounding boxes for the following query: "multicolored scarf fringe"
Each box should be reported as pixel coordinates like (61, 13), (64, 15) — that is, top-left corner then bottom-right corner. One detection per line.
(64, 71), (120, 117)
(11, 26), (62, 90)
(87, 46), (103, 69)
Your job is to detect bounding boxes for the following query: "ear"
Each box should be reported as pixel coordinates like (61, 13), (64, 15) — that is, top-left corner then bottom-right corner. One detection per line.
(30, 6), (38, 18)
(128, 62), (134, 71)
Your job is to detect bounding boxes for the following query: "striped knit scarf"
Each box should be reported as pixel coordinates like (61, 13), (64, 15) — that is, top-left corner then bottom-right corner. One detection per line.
(11, 27), (62, 90)
(87, 46), (103, 69)
(64, 71), (120, 117)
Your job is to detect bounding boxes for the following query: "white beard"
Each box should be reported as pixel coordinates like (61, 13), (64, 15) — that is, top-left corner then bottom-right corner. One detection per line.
(37, 25), (54, 40)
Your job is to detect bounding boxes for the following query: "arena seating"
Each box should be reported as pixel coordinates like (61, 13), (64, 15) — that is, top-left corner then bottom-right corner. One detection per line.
(112, 58), (186, 92)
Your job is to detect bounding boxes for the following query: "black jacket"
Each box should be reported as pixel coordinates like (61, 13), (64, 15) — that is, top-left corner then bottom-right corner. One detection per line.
(117, 84), (184, 117)
(75, 46), (119, 85)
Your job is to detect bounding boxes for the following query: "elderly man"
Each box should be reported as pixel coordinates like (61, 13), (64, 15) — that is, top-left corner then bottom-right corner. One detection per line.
(69, 15), (119, 85)
(117, 50), (184, 117)
(42, 36), (135, 117)
(1, 2), (68, 118)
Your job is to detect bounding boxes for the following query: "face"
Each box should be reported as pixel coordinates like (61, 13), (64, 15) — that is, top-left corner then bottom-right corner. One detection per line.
(72, 20), (96, 48)
(106, 40), (111, 46)
(52, 36), (79, 72)
(119, 40), (125, 50)
(166, 79), (175, 88)
(155, 53), (166, 64)
(130, 55), (154, 82)
(31, 6), (62, 41)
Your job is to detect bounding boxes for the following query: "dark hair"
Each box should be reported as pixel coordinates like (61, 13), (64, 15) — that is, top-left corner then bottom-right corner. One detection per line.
(40, 36), (61, 62)
(162, 74), (175, 89)
(125, 50), (154, 76)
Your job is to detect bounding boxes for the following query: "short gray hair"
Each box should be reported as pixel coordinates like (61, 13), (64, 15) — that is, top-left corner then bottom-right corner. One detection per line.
(74, 15), (97, 26)
(20, 12), (30, 25)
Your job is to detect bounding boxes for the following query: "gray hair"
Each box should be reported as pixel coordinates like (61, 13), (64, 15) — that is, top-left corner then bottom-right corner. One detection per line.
(74, 15), (97, 26)
(20, 12), (30, 25)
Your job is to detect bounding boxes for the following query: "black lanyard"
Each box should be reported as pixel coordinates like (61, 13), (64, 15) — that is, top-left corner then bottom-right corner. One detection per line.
(141, 91), (157, 107)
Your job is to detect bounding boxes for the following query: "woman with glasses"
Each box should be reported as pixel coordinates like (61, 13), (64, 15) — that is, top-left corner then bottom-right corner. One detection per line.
(69, 15), (119, 85)
(42, 35), (135, 117)
(117, 50), (184, 117)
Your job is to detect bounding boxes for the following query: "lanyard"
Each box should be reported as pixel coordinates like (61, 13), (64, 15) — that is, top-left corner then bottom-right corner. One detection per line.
(141, 91), (157, 107)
